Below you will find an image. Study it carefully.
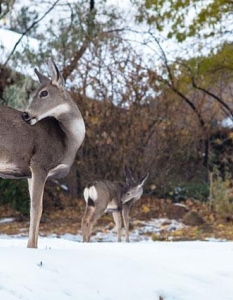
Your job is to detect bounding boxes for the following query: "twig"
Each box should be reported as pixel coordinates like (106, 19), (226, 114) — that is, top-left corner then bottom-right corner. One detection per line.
(3, 0), (59, 67)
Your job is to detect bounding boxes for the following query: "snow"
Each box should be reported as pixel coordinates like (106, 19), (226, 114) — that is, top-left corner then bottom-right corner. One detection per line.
(0, 218), (15, 224)
(0, 217), (187, 243)
(222, 117), (233, 128)
(0, 28), (39, 60)
(85, 218), (187, 243)
(0, 236), (232, 300)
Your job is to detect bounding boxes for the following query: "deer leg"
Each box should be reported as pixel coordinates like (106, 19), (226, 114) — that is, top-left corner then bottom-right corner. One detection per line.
(81, 205), (95, 242)
(122, 205), (130, 243)
(27, 168), (47, 248)
(81, 214), (88, 242)
(87, 222), (94, 242)
(28, 178), (32, 198)
(112, 211), (122, 242)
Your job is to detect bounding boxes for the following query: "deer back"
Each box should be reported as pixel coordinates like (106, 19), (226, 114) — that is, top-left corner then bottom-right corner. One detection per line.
(84, 180), (122, 213)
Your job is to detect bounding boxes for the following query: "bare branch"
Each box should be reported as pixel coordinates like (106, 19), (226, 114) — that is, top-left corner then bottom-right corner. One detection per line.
(179, 61), (233, 117)
(161, 75), (205, 128)
(62, 38), (90, 81)
(143, 35), (206, 128)
(148, 31), (175, 86)
(2, 0), (59, 68)
(62, 8), (97, 81)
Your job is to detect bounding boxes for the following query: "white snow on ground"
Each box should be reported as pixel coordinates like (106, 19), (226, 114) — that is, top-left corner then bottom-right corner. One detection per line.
(84, 218), (187, 243)
(0, 236), (232, 300)
(0, 217), (187, 243)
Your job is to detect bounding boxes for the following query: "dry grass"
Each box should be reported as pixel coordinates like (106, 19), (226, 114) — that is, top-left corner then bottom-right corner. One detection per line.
(0, 196), (233, 240)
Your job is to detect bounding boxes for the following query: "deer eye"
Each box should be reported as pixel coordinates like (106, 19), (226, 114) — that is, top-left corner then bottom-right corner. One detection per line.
(40, 90), (48, 98)
(126, 192), (131, 196)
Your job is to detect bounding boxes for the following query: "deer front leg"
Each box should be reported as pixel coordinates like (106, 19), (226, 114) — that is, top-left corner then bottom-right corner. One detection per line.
(112, 211), (122, 242)
(122, 205), (131, 243)
(27, 168), (47, 248)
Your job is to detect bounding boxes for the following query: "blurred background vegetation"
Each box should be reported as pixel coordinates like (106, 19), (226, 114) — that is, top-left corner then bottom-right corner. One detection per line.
(1, 0), (233, 219)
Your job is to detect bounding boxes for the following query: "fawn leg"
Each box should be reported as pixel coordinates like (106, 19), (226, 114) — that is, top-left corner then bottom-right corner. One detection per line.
(112, 211), (122, 242)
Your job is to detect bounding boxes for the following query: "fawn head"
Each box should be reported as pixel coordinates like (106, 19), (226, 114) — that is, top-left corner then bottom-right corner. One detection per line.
(121, 166), (149, 204)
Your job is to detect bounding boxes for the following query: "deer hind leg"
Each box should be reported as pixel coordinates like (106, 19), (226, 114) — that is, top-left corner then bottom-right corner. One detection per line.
(112, 211), (122, 242)
(81, 202), (95, 243)
(122, 205), (131, 243)
(27, 168), (47, 248)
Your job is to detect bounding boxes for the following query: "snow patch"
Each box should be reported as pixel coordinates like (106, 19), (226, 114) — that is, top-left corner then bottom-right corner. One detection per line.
(0, 218), (15, 224)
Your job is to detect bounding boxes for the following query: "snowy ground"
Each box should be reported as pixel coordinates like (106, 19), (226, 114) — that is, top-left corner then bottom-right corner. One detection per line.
(0, 235), (232, 300)
(0, 217), (188, 243)
(70, 218), (187, 243)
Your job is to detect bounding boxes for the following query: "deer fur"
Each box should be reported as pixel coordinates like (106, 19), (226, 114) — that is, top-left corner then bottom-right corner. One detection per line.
(81, 166), (148, 242)
(0, 59), (85, 248)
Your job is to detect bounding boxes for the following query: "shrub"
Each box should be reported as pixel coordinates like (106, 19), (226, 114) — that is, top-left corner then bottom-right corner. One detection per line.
(0, 179), (29, 215)
(166, 182), (209, 202)
(211, 172), (233, 220)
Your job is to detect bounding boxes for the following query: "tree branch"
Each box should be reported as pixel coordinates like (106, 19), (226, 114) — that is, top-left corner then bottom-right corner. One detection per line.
(159, 75), (205, 128)
(179, 61), (233, 117)
(62, 38), (90, 81)
(146, 34), (206, 128)
(3, 0), (59, 68)
(62, 6), (97, 81)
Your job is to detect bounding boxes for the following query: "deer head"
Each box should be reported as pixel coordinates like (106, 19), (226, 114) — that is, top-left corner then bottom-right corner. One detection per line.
(121, 166), (149, 204)
(22, 59), (69, 125)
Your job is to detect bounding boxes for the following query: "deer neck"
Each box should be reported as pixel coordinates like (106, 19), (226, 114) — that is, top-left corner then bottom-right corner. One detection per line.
(55, 103), (85, 166)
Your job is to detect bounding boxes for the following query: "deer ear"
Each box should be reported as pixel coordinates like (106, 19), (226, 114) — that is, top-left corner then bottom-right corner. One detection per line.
(34, 68), (50, 84)
(47, 58), (65, 87)
(124, 165), (133, 182)
(137, 173), (149, 188)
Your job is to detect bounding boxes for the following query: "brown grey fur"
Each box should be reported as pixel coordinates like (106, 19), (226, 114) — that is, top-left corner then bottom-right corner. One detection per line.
(0, 109), (66, 179)
(81, 167), (148, 242)
(0, 59), (85, 248)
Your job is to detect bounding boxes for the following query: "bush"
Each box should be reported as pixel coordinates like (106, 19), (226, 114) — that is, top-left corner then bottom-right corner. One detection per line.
(211, 173), (233, 220)
(3, 77), (36, 109)
(167, 182), (209, 202)
(0, 179), (30, 215)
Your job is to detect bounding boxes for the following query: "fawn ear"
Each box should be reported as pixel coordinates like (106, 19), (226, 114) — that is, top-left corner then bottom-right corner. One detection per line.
(137, 173), (149, 188)
(47, 58), (65, 87)
(124, 165), (134, 183)
(34, 68), (50, 84)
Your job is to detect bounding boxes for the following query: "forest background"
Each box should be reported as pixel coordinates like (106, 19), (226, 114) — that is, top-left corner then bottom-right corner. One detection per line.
(1, 0), (233, 226)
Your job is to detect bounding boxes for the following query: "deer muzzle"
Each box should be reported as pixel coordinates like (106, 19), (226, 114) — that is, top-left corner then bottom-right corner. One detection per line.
(22, 111), (37, 125)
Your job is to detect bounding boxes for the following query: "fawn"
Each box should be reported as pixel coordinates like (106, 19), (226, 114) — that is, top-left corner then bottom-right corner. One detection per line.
(81, 166), (148, 242)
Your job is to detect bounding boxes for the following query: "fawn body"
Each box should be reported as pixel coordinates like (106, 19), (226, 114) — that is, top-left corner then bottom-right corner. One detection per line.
(82, 167), (148, 242)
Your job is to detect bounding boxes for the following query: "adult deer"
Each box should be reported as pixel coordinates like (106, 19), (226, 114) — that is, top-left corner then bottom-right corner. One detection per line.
(81, 166), (148, 242)
(0, 59), (85, 248)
